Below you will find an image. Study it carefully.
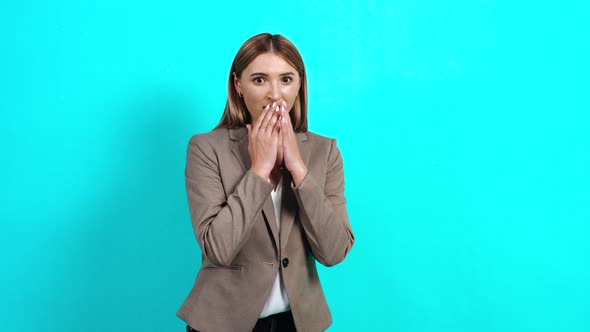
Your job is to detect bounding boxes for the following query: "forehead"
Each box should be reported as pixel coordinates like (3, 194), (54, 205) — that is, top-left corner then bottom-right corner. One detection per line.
(243, 52), (297, 75)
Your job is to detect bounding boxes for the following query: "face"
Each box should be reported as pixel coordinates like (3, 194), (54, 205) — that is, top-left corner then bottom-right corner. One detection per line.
(234, 52), (301, 123)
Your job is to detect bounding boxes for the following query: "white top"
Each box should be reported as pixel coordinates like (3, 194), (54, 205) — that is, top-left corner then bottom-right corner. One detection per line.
(259, 176), (291, 318)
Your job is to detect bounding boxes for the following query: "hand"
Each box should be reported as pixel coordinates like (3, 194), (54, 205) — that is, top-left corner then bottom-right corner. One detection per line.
(279, 101), (308, 186)
(247, 103), (281, 179)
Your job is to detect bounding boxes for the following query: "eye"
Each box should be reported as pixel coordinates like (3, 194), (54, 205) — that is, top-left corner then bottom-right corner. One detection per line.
(281, 76), (293, 84)
(252, 76), (266, 84)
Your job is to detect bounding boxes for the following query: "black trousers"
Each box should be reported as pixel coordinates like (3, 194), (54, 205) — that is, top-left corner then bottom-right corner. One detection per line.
(186, 310), (296, 332)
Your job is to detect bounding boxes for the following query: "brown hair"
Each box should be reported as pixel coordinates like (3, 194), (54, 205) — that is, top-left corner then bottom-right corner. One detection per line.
(214, 33), (308, 132)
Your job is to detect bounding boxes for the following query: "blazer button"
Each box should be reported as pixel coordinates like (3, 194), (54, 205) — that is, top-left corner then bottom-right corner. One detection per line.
(282, 258), (289, 268)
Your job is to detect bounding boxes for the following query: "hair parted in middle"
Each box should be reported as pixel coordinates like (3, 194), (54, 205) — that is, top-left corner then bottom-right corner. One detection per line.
(215, 33), (308, 132)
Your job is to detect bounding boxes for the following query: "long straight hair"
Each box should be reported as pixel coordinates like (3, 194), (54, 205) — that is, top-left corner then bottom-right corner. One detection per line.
(214, 33), (308, 132)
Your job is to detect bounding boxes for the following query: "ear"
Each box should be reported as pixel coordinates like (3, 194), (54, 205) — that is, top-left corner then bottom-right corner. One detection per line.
(233, 72), (242, 97)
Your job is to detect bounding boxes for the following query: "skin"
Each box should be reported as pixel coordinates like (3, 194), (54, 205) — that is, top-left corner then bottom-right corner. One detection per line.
(234, 52), (308, 188)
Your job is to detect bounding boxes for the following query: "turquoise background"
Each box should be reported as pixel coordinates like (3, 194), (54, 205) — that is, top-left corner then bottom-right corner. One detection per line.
(1, 0), (588, 331)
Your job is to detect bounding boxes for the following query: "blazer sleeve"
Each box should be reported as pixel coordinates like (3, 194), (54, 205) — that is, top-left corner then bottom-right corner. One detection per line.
(184, 134), (273, 266)
(292, 138), (355, 266)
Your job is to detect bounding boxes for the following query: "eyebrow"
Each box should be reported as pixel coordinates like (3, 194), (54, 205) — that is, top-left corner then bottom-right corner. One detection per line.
(249, 72), (296, 77)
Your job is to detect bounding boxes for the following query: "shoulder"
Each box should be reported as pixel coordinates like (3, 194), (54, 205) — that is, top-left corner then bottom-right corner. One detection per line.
(188, 128), (240, 154)
(189, 128), (231, 146)
(186, 128), (235, 159)
(302, 130), (340, 153)
(303, 130), (336, 145)
(301, 131), (344, 168)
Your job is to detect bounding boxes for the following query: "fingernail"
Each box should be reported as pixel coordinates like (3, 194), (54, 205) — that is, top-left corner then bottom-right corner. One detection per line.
(275, 105), (280, 112)
(272, 102), (277, 108)
(282, 101), (287, 107)
(281, 105), (285, 113)
(264, 104), (270, 110)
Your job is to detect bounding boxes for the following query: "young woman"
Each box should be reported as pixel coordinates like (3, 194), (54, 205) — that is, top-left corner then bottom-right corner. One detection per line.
(177, 33), (354, 332)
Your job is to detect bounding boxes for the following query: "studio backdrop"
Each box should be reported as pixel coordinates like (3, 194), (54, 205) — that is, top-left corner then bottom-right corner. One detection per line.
(1, 0), (588, 331)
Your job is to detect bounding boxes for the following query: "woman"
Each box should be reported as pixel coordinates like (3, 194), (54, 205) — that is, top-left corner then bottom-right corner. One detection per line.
(177, 33), (354, 332)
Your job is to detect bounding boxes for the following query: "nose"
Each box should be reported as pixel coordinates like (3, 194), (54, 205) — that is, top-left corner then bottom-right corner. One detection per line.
(268, 81), (282, 103)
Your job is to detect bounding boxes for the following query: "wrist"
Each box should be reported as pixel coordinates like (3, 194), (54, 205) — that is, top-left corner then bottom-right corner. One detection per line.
(250, 165), (272, 180)
(290, 165), (308, 187)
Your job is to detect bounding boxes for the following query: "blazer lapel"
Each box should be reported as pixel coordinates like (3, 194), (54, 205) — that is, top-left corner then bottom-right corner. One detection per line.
(230, 127), (279, 250)
(279, 172), (296, 252)
(230, 127), (250, 173)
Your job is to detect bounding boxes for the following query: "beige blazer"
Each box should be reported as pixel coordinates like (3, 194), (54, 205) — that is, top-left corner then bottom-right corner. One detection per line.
(176, 127), (354, 332)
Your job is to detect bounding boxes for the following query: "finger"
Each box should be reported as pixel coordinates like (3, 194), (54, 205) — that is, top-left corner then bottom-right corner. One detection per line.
(273, 113), (281, 136)
(260, 104), (273, 127)
(277, 121), (283, 145)
(261, 102), (278, 131)
(271, 124), (280, 141)
(279, 112), (288, 142)
(260, 102), (276, 130)
(277, 132), (284, 168)
(266, 111), (280, 136)
(254, 105), (270, 131)
(280, 105), (293, 131)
